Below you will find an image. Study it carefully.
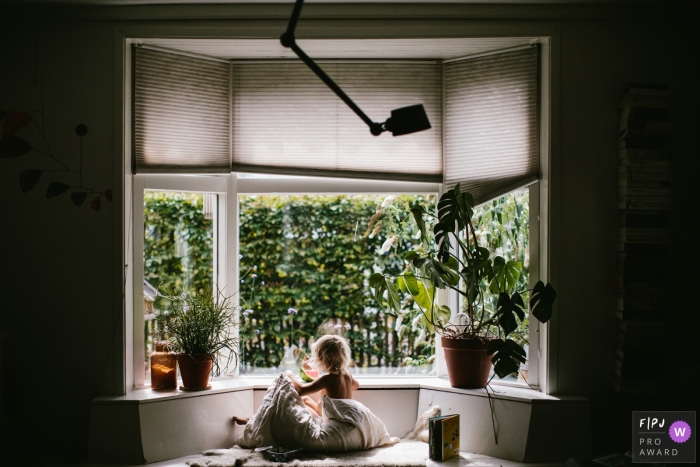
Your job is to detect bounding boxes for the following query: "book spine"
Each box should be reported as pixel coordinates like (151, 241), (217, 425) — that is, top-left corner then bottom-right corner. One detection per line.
(618, 172), (672, 181)
(618, 148), (670, 160)
(618, 158), (671, 168)
(619, 186), (671, 196)
(618, 166), (671, 174)
(619, 195), (672, 203)
(618, 202), (671, 211)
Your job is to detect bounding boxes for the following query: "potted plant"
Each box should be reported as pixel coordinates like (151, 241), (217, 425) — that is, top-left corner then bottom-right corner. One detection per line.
(154, 287), (239, 390)
(369, 184), (556, 388)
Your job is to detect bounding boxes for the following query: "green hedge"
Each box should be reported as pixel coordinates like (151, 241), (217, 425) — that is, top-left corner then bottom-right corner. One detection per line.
(143, 189), (528, 372)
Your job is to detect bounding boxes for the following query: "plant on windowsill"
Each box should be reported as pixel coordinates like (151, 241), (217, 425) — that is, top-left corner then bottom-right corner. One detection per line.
(153, 287), (239, 391)
(369, 184), (557, 389)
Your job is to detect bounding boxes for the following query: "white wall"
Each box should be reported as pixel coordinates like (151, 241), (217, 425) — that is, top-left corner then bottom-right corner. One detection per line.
(0, 2), (696, 458)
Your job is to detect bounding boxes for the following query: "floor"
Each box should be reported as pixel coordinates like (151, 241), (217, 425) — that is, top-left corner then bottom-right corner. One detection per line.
(12, 453), (564, 467)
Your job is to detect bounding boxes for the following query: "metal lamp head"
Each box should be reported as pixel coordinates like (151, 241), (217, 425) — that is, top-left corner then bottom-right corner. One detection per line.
(383, 104), (432, 136)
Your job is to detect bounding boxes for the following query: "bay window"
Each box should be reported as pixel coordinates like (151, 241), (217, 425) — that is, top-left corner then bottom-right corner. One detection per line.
(127, 37), (549, 389)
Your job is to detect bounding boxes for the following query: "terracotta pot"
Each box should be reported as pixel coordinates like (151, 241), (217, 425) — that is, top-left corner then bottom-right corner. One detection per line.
(441, 336), (494, 389)
(176, 354), (214, 390)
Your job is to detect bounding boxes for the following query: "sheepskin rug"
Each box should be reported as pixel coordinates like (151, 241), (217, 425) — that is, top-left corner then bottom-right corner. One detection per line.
(187, 439), (430, 467)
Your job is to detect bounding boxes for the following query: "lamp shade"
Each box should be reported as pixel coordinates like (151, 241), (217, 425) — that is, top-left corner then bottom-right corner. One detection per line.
(385, 104), (432, 136)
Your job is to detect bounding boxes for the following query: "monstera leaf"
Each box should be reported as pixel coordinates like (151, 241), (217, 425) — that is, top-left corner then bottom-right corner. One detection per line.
(530, 281), (557, 323)
(487, 338), (527, 379)
(369, 273), (400, 314)
(496, 292), (525, 337)
(489, 256), (522, 294)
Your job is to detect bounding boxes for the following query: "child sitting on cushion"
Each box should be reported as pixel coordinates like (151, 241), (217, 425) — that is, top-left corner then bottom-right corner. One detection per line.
(284, 334), (360, 418)
(233, 334), (359, 424)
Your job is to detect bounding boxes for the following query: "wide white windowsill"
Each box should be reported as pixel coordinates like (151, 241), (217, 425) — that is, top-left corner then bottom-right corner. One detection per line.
(93, 376), (579, 405)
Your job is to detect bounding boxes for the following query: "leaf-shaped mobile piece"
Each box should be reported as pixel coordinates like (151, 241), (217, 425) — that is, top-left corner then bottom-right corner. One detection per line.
(104, 189), (113, 202)
(3, 109), (32, 136)
(19, 169), (42, 193)
(90, 196), (101, 211)
(46, 182), (70, 198)
(0, 135), (32, 158)
(530, 280), (557, 323)
(71, 192), (88, 207)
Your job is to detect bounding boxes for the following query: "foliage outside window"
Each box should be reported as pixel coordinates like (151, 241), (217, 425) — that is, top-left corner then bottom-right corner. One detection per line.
(469, 189), (530, 348)
(238, 194), (436, 375)
(143, 192), (214, 381)
(139, 188), (530, 381)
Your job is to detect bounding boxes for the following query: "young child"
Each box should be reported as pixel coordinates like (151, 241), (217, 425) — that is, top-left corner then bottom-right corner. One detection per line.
(285, 334), (360, 418)
(232, 335), (359, 425)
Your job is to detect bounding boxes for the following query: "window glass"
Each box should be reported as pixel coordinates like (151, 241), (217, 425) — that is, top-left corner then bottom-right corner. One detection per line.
(142, 191), (215, 383)
(238, 194), (436, 376)
(460, 188), (530, 383)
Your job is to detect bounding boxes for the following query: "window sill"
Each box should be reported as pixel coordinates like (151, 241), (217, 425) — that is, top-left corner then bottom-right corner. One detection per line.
(94, 375), (581, 405)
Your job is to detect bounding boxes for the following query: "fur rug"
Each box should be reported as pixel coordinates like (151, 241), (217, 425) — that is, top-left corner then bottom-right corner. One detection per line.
(187, 439), (430, 467)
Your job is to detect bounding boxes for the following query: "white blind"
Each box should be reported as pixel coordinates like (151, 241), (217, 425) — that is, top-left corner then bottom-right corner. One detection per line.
(444, 46), (539, 203)
(133, 47), (231, 173)
(231, 62), (443, 182)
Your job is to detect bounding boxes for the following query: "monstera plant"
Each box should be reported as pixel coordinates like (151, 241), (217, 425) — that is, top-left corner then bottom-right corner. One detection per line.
(370, 184), (556, 388)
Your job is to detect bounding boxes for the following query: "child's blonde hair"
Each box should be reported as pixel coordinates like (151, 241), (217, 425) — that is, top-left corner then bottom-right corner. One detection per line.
(312, 335), (351, 374)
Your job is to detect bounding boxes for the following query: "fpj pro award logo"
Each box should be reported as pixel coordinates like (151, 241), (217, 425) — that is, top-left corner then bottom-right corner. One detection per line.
(633, 411), (695, 463)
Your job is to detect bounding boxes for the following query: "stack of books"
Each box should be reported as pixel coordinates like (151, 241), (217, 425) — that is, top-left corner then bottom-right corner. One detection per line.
(615, 83), (671, 395)
(428, 414), (460, 461)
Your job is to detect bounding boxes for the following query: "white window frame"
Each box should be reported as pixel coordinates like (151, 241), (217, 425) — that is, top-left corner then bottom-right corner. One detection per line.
(131, 174), (233, 387)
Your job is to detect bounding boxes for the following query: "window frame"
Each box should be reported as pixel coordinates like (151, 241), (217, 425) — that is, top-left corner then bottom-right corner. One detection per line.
(132, 174), (231, 387)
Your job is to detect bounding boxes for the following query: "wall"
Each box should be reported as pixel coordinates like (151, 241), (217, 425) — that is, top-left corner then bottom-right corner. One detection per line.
(0, 1), (696, 460)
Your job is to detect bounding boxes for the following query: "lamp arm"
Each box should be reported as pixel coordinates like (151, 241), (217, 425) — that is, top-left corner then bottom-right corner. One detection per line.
(281, 0), (383, 135)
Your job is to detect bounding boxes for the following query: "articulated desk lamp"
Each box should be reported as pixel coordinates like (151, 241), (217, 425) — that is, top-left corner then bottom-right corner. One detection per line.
(280, 0), (431, 136)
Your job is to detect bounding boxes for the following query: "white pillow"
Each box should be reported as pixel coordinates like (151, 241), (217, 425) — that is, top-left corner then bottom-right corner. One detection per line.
(236, 373), (397, 452)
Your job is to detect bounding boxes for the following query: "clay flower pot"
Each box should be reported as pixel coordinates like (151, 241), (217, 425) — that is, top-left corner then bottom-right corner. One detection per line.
(176, 354), (214, 390)
(441, 336), (494, 389)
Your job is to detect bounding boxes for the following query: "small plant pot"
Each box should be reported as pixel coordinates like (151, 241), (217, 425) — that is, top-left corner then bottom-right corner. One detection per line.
(176, 354), (214, 390)
(441, 336), (493, 389)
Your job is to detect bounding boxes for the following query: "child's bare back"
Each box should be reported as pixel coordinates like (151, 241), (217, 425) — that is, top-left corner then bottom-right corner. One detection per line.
(285, 335), (359, 417)
(234, 334), (359, 424)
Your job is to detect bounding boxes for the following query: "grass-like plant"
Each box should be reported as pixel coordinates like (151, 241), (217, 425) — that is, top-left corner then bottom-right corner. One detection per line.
(154, 287), (239, 376)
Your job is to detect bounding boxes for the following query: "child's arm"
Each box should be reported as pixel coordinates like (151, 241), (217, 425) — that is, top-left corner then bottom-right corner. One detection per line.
(350, 374), (360, 391)
(284, 370), (332, 397)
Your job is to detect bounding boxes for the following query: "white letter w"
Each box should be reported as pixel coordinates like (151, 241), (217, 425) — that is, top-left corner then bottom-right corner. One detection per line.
(674, 427), (686, 437)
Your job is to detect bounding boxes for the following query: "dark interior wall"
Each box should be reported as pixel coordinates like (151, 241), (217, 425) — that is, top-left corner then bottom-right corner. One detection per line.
(0, 2), (696, 459)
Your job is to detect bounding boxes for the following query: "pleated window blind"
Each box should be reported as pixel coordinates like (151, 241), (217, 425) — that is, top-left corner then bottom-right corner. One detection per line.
(230, 62), (442, 182)
(444, 46), (540, 204)
(133, 47), (231, 173)
(133, 45), (539, 187)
